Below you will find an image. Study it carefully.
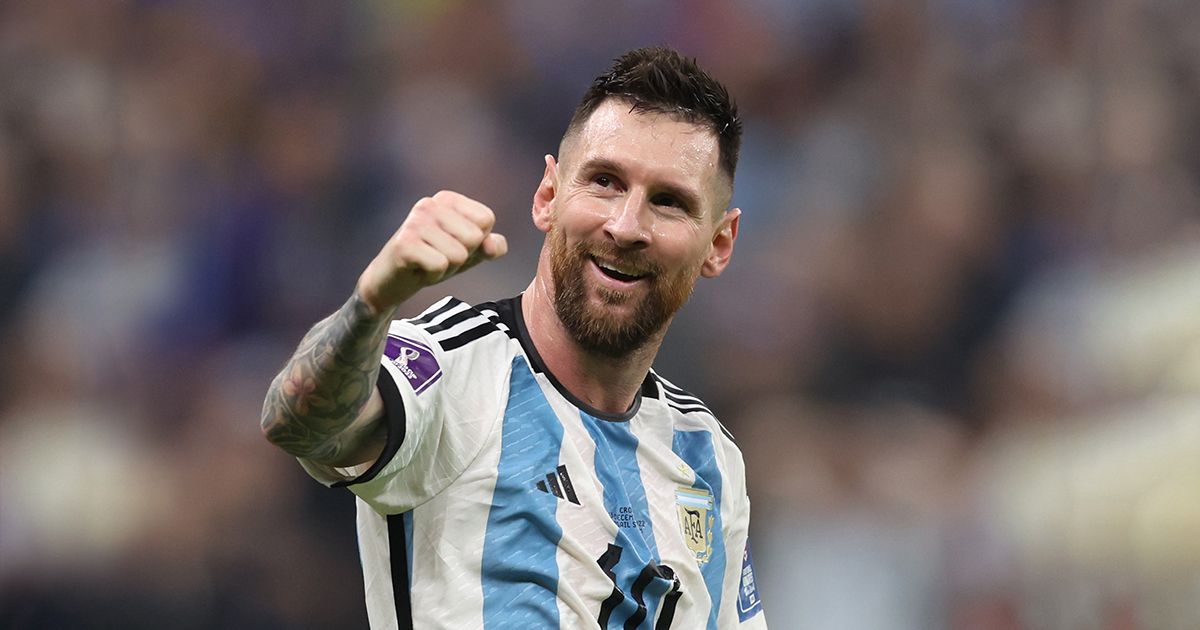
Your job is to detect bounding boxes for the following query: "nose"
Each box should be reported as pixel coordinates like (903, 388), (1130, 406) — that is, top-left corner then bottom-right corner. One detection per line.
(603, 189), (651, 249)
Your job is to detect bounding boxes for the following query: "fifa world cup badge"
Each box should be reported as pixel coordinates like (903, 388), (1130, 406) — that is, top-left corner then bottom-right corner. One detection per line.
(383, 334), (442, 395)
(675, 486), (715, 563)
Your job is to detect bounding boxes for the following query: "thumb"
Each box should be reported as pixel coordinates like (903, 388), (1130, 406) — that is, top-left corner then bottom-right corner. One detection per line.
(480, 232), (508, 260)
(458, 233), (508, 275)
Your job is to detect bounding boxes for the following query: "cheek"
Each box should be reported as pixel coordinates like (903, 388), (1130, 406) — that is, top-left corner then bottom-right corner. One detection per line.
(659, 225), (712, 263)
(558, 195), (614, 230)
(582, 203), (617, 226)
(649, 242), (705, 282)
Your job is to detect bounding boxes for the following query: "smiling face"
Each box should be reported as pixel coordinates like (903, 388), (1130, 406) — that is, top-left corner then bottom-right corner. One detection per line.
(533, 99), (740, 357)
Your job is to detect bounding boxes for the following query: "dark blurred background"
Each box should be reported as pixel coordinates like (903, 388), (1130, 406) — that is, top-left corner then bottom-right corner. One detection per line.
(3, 1), (1200, 628)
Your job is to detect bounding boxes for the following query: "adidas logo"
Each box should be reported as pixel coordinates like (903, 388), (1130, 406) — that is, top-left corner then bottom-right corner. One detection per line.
(535, 464), (580, 505)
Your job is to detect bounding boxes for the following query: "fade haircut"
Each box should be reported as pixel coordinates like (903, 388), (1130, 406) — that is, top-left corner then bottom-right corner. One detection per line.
(564, 47), (742, 182)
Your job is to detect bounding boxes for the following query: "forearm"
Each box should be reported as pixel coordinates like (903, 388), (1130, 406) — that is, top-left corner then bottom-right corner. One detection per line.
(261, 291), (395, 465)
(263, 190), (505, 466)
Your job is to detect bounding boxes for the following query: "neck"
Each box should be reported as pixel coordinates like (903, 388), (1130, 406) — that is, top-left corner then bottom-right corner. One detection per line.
(521, 273), (664, 415)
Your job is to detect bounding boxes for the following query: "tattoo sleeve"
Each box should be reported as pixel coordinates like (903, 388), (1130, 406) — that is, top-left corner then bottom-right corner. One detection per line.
(261, 292), (394, 465)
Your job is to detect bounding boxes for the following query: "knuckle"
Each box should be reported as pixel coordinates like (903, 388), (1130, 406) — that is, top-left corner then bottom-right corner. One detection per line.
(391, 241), (417, 263)
(391, 225), (419, 248)
(478, 207), (496, 230)
(403, 211), (432, 233)
(412, 196), (435, 212)
(433, 190), (457, 203)
(407, 199), (435, 223)
(466, 225), (487, 247)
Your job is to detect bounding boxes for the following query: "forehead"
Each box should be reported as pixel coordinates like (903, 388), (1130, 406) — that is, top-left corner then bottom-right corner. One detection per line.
(567, 100), (727, 202)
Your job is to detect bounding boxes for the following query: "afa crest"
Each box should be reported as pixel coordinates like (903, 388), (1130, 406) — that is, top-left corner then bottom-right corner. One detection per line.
(675, 486), (715, 564)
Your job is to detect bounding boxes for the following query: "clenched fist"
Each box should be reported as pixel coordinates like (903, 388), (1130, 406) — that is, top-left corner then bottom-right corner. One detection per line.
(357, 191), (508, 314)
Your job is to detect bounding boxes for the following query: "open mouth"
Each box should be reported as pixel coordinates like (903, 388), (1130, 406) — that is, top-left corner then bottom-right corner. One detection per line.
(591, 257), (650, 283)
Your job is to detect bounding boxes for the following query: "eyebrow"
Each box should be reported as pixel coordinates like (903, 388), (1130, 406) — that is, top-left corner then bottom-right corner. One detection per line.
(578, 157), (704, 212)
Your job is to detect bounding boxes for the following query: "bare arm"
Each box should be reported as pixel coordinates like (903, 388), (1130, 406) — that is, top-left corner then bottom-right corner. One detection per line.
(261, 191), (508, 469)
(260, 292), (393, 467)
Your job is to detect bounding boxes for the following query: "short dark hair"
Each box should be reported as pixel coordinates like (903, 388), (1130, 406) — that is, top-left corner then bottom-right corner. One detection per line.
(566, 47), (742, 182)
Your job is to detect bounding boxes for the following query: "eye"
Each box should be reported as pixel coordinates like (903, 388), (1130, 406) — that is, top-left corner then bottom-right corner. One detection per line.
(593, 174), (614, 188)
(650, 193), (681, 209)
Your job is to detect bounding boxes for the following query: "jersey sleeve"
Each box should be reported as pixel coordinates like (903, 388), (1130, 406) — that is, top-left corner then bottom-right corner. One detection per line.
(299, 297), (512, 515)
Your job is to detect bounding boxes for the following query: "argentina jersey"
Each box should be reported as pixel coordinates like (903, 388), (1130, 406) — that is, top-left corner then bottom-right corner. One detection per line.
(300, 295), (767, 629)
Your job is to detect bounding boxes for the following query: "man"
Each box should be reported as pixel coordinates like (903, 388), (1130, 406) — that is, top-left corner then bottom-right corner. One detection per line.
(262, 47), (767, 629)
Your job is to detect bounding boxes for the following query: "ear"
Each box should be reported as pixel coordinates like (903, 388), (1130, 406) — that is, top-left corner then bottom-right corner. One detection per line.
(531, 154), (558, 234)
(700, 207), (740, 278)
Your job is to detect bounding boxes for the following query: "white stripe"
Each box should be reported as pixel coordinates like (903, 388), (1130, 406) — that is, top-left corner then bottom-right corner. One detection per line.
(414, 296), (457, 319)
(667, 398), (710, 412)
(655, 374), (708, 405)
(631, 407), (716, 627)
(406, 418), (502, 628)
(355, 501), (401, 630)
(665, 401), (715, 418)
(661, 387), (706, 407)
(477, 307), (511, 334)
(421, 298), (471, 328)
(542, 373), (621, 628)
(429, 312), (495, 340)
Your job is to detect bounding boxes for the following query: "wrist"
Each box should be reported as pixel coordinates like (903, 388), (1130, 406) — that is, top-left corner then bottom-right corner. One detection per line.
(352, 280), (400, 322)
(355, 257), (422, 318)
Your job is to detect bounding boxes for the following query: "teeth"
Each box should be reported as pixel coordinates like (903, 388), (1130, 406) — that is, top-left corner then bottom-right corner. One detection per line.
(596, 260), (645, 278)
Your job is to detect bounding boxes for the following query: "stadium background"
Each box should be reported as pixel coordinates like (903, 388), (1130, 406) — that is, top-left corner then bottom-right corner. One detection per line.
(3, 1), (1200, 627)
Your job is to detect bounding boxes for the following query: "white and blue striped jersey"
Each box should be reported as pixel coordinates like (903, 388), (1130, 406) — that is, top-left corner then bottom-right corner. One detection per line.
(301, 295), (767, 629)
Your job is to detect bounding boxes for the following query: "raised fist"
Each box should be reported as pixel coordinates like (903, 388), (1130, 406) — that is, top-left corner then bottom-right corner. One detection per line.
(357, 190), (508, 313)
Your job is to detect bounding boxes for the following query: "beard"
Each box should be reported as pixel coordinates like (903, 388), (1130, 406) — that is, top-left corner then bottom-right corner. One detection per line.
(548, 226), (700, 358)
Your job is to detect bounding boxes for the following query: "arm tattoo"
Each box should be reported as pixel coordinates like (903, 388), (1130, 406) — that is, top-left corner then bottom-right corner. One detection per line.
(261, 293), (393, 464)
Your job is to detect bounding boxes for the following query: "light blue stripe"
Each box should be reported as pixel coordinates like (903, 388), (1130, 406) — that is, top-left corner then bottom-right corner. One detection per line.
(672, 430), (727, 630)
(481, 357), (563, 628)
(582, 414), (674, 628)
(676, 495), (712, 508)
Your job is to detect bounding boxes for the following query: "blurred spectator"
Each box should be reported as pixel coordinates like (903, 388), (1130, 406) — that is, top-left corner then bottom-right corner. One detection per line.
(4, 1), (1200, 628)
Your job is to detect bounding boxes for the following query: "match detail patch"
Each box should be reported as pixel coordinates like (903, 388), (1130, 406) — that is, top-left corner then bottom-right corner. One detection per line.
(737, 539), (763, 621)
(384, 335), (441, 394)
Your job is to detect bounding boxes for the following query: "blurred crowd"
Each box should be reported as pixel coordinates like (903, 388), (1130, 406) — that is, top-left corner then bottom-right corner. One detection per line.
(3, 1), (1200, 628)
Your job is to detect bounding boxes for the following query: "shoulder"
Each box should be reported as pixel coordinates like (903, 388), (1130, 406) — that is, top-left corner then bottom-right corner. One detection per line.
(394, 295), (518, 353)
(379, 296), (520, 398)
(647, 370), (751, 499)
(648, 370), (737, 446)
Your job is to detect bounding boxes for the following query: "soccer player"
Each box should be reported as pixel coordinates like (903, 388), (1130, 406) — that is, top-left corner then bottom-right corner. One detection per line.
(262, 47), (767, 629)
